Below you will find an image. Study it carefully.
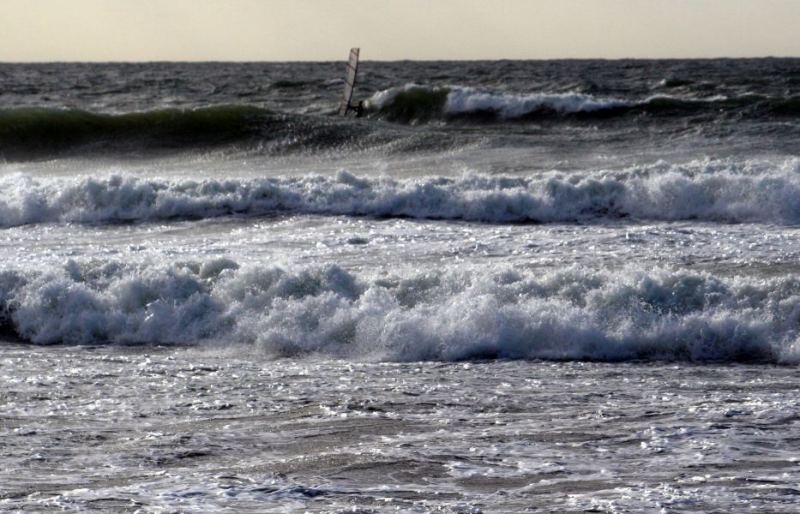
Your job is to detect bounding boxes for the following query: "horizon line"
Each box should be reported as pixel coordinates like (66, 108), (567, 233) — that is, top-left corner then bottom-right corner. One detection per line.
(1, 55), (799, 65)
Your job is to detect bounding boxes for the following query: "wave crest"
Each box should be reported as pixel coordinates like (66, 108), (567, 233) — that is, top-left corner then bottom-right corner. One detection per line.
(366, 84), (628, 123)
(2, 159), (800, 226)
(365, 84), (800, 123)
(2, 259), (799, 364)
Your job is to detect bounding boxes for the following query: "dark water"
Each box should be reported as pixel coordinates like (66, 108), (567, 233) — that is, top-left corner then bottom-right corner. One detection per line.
(1, 59), (799, 160)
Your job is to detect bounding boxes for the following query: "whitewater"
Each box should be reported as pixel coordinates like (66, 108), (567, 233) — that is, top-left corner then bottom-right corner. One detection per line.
(2, 59), (800, 513)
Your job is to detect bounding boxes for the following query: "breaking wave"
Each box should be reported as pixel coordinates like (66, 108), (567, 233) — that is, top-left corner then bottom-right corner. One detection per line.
(3, 89), (797, 158)
(365, 84), (800, 123)
(2, 259), (799, 364)
(2, 158), (800, 227)
(365, 84), (627, 123)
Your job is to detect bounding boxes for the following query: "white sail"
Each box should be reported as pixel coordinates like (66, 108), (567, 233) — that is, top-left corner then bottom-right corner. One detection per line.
(338, 48), (360, 115)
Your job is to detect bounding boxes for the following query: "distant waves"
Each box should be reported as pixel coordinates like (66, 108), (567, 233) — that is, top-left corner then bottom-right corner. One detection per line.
(3, 84), (798, 159)
(0, 106), (377, 159)
(365, 83), (800, 123)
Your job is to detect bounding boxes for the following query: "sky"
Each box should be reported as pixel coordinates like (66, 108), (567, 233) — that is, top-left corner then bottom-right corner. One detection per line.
(2, 0), (799, 62)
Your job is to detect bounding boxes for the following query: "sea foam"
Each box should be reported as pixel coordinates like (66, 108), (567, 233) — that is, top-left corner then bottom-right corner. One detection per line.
(1, 158), (800, 227)
(444, 87), (629, 118)
(364, 83), (792, 123)
(1, 259), (799, 363)
(365, 84), (628, 121)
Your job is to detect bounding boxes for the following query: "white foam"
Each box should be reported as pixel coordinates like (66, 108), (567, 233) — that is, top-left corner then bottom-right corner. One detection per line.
(2, 158), (800, 227)
(365, 84), (629, 118)
(445, 87), (628, 118)
(2, 259), (799, 363)
(643, 93), (730, 104)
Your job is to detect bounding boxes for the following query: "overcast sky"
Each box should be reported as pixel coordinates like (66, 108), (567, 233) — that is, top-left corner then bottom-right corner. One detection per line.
(2, 0), (799, 61)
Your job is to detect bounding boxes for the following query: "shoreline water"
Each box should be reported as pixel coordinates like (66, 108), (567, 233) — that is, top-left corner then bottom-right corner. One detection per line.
(3, 344), (799, 512)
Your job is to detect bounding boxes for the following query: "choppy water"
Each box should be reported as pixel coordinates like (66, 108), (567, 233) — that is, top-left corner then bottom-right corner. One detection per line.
(5, 346), (800, 513)
(2, 59), (800, 512)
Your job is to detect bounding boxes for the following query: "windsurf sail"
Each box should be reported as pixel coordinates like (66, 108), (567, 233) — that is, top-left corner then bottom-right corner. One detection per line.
(338, 48), (360, 115)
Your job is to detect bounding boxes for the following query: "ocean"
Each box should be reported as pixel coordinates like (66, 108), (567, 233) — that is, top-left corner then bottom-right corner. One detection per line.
(2, 59), (800, 512)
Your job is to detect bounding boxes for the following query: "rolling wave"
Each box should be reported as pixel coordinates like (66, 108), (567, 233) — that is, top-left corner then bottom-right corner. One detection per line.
(2, 159), (799, 227)
(1, 259), (798, 364)
(0, 105), (372, 159)
(365, 84), (800, 123)
(2, 87), (796, 159)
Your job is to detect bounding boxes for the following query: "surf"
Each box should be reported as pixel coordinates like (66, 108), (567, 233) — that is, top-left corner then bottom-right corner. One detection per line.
(1, 258), (797, 364)
(364, 84), (800, 124)
(2, 158), (800, 227)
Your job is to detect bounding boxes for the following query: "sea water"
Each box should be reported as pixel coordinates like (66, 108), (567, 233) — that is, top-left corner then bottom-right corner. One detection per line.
(2, 59), (800, 512)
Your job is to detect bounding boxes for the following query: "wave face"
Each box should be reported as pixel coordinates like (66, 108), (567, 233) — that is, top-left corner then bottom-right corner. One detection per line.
(0, 106), (378, 160)
(365, 84), (800, 124)
(2, 159), (800, 227)
(2, 259), (799, 364)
